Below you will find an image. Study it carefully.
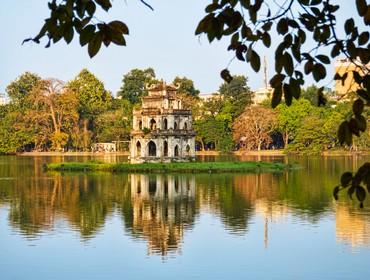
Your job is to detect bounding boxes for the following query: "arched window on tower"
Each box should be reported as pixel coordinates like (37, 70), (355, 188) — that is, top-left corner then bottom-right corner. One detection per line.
(150, 119), (157, 130)
(184, 122), (188, 130)
(163, 141), (168, 157)
(163, 118), (168, 130)
(139, 120), (142, 130)
(174, 121), (178, 130)
(174, 145), (179, 157)
(136, 141), (141, 157)
(148, 141), (156, 157)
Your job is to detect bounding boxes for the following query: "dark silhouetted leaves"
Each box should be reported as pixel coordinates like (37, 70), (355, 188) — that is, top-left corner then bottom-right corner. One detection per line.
(356, 186), (366, 202)
(271, 86), (282, 108)
(353, 98), (364, 115)
(338, 121), (352, 146)
(341, 172), (353, 187)
(220, 69), (233, 83)
(88, 33), (102, 58)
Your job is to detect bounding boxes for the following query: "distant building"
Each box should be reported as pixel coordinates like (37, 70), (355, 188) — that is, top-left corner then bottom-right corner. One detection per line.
(334, 58), (369, 98)
(199, 93), (221, 102)
(92, 143), (116, 153)
(252, 87), (272, 105)
(130, 80), (196, 163)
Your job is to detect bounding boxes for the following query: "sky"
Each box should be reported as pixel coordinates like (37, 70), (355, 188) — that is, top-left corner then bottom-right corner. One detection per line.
(0, 0), (359, 97)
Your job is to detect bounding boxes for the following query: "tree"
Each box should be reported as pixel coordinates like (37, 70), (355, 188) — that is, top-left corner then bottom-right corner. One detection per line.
(233, 106), (276, 151)
(68, 69), (112, 150)
(27, 79), (79, 151)
(172, 76), (200, 97)
(95, 99), (133, 143)
(286, 107), (344, 154)
(275, 98), (312, 147)
(219, 75), (253, 119)
(117, 68), (156, 104)
(6, 72), (41, 106)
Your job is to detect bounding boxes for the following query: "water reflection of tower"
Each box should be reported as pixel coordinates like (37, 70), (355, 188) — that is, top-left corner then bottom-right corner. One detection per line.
(130, 174), (196, 256)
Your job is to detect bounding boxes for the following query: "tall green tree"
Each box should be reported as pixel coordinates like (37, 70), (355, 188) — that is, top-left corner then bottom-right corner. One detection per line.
(68, 69), (112, 150)
(118, 68), (156, 104)
(275, 98), (313, 147)
(172, 76), (200, 97)
(6, 72), (41, 107)
(219, 75), (252, 119)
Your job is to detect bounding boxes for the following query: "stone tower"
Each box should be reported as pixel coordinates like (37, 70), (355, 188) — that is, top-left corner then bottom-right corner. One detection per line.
(130, 80), (196, 163)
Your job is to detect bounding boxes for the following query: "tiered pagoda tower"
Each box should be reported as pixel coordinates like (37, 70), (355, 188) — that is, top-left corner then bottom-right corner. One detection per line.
(130, 81), (196, 163)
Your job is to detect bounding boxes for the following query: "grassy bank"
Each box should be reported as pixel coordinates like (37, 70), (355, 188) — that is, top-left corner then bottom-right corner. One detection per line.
(46, 161), (297, 174)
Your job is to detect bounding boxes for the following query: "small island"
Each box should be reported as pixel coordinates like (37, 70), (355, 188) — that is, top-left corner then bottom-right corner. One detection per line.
(45, 161), (296, 174)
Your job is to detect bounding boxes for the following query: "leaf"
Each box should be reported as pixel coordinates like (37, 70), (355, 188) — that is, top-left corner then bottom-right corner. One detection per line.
(108, 21), (129, 35)
(283, 52), (294, 76)
(220, 69), (233, 83)
(262, 33), (271, 47)
(283, 83), (293, 106)
(86, 1), (96, 16)
(356, 0), (367, 16)
(341, 172), (353, 187)
(249, 50), (261, 72)
(277, 18), (288, 35)
(345, 18), (355, 34)
(355, 115), (367, 132)
(348, 186), (355, 199)
(80, 25), (96, 46)
(270, 74), (285, 87)
(111, 34), (126, 46)
(356, 186), (366, 202)
(349, 118), (360, 137)
(271, 85), (282, 108)
(338, 121), (352, 146)
(290, 78), (301, 99)
(63, 24), (74, 44)
(353, 98), (364, 116)
(316, 54), (330, 64)
(88, 33), (102, 58)
(312, 63), (326, 81)
(95, 0), (112, 11)
(358, 31), (370, 45)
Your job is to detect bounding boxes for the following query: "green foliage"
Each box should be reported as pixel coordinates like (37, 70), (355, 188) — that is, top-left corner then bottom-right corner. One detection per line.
(117, 68), (156, 104)
(95, 99), (132, 142)
(172, 76), (200, 97)
(219, 75), (252, 119)
(193, 115), (233, 152)
(6, 72), (41, 107)
(275, 98), (312, 146)
(68, 69), (112, 119)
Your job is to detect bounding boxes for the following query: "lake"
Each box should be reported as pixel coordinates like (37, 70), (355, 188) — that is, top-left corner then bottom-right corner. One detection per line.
(1, 155), (370, 279)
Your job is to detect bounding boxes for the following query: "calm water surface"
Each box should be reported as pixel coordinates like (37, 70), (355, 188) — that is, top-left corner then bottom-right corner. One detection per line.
(1, 155), (370, 279)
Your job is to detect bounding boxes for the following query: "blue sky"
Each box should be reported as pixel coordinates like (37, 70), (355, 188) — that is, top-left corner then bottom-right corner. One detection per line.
(0, 1), (358, 97)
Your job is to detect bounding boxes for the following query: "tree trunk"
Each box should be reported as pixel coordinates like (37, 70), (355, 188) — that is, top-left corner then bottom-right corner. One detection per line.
(83, 118), (89, 151)
(284, 132), (289, 147)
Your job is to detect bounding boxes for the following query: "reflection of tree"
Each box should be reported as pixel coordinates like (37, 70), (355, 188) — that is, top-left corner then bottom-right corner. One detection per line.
(196, 174), (253, 234)
(123, 174), (197, 256)
(1, 155), (370, 250)
(0, 172), (130, 239)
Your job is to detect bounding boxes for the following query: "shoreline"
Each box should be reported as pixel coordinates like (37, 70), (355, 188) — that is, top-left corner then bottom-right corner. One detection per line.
(16, 149), (370, 157)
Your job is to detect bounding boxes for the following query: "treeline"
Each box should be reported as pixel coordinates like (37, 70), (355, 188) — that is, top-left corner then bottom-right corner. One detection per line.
(0, 68), (369, 154)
